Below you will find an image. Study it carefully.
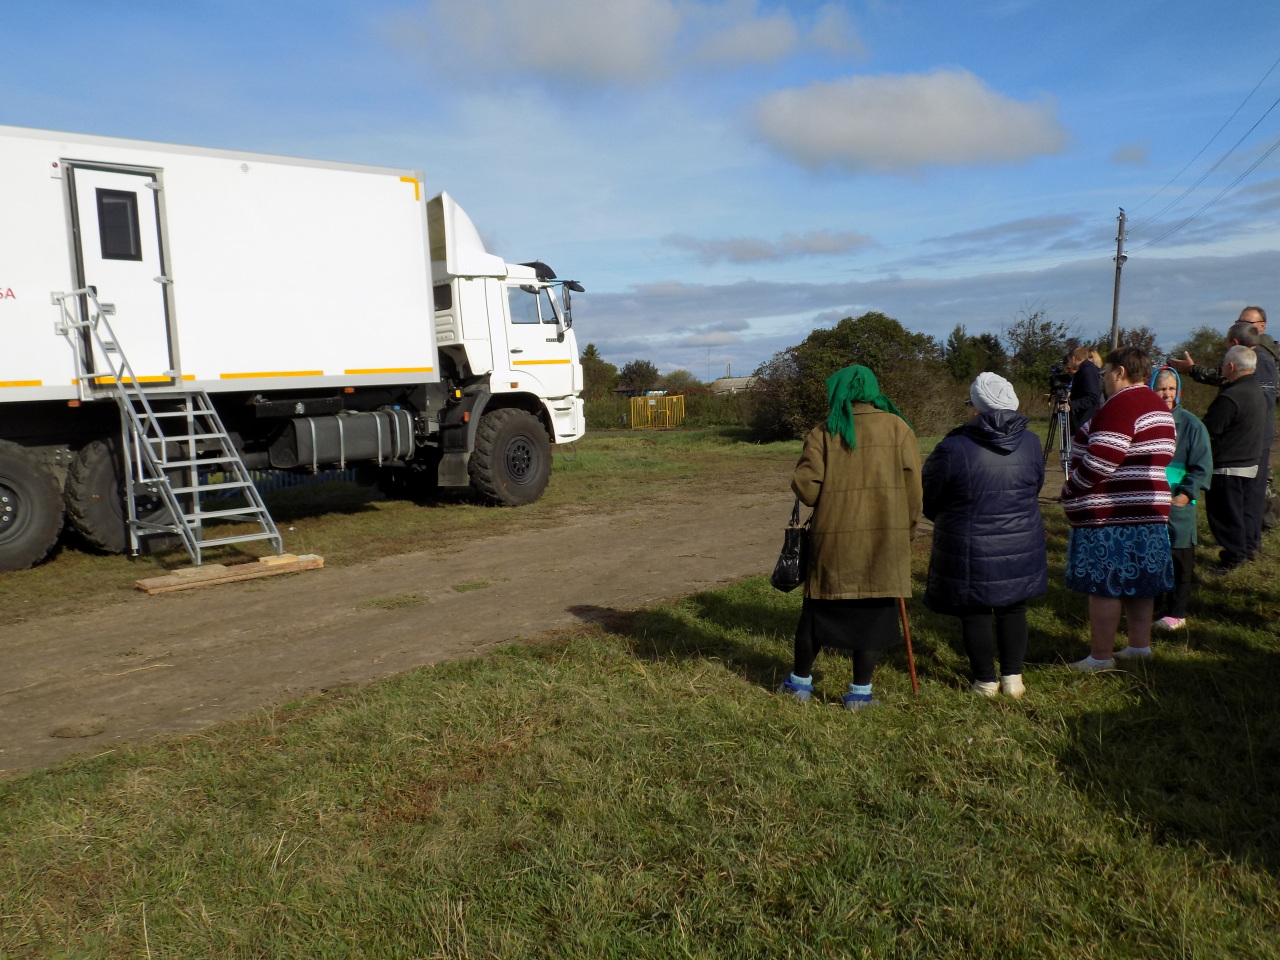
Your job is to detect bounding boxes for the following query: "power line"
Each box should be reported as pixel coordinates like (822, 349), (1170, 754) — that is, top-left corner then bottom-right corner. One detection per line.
(1133, 130), (1280, 251)
(1130, 53), (1280, 218)
(1132, 89), (1280, 234)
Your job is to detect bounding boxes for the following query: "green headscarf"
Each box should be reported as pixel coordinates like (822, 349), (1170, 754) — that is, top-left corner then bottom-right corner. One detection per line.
(825, 365), (909, 449)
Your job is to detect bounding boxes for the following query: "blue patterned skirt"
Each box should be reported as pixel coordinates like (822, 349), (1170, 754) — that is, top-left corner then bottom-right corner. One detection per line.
(1065, 523), (1174, 598)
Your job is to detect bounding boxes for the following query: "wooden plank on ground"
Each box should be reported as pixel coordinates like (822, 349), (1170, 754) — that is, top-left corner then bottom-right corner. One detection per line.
(135, 554), (324, 594)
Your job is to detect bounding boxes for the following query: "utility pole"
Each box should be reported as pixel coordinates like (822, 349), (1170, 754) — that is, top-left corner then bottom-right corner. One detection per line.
(1109, 208), (1128, 350)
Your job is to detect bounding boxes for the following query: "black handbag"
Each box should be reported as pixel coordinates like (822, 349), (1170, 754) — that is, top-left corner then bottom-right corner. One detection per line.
(770, 496), (810, 592)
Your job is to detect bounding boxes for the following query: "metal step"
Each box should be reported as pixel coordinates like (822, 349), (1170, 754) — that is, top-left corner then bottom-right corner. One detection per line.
(159, 456), (240, 468)
(195, 532), (285, 549)
(179, 506), (274, 522)
(169, 480), (254, 494)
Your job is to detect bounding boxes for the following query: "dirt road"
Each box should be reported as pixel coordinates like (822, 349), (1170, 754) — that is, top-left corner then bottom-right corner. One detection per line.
(2, 464), (802, 775)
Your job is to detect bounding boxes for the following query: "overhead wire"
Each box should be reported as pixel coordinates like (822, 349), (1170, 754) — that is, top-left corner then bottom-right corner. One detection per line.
(1132, 129), (1280, 251)
(1131, 89), (1280, 234)
(1129, 52), (1280, 219)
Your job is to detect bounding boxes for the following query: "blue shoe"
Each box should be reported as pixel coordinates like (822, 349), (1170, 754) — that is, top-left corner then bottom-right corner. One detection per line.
(842, 692), (879, 711)
(778, 677), (814, 702)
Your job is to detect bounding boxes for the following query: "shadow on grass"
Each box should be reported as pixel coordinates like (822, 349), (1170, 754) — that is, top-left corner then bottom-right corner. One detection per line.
(570, 591), (947, 694)
(1056, 634), (1280, 874)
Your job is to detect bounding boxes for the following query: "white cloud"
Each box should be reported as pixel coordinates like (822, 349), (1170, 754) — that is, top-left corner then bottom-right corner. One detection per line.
(1111, 142), (1148, 165)
(427, 0), (682, 82)
(807, 4), (865, 57)
(408, 0), (863, 82)
(694, 11), (799, 64)
(666, 229), (875, 263)
(755, 69), (1068, 173)
(679, 331), (743, 346)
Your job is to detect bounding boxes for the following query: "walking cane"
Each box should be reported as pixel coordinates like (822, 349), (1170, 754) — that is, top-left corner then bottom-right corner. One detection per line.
(899, 597), (919, 696)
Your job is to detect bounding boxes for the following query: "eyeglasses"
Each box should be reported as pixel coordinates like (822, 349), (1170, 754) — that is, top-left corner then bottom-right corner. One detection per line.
(964, 399), (973, 407)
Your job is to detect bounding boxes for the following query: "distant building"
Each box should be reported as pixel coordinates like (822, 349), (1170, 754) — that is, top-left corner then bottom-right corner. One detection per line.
(710, 376), (758, 394)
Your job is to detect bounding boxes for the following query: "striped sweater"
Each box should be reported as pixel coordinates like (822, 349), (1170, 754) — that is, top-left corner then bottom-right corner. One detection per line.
(1061, 384), (1176, 527)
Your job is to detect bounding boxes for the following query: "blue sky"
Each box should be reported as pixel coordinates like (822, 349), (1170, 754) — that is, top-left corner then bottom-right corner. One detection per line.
(4, 1), (1280, 380)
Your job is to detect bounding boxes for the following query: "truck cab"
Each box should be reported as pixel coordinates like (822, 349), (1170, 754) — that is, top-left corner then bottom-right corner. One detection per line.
(428, 193), (585, 448)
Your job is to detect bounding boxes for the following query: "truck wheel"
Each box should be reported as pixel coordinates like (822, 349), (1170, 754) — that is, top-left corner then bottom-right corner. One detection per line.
(64, 439), (167, 554)
(0, 440), (64, 572)
(468, 408), (551, 506)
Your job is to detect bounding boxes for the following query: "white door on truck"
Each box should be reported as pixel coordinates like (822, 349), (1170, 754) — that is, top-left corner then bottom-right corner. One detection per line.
(69, 166), (174, 380)
(504, 283), (574, 398)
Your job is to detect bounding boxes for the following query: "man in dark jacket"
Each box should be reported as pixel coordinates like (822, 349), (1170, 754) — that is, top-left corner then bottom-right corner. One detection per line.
(1203, 345), (1268, 571)
(1172, 317), (1276, 556)
(1061, 347), (1102, 433)
(923, 372), (1047, 698)
(1238, 306), (1279, 533)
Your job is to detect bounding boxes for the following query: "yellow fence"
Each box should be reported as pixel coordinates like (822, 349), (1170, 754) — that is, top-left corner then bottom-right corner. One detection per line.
(630, 394), (686, 429)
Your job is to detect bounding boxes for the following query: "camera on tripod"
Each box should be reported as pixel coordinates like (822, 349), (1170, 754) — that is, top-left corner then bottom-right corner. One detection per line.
(1047, 362), (1072, 401)
(1043, 363), (1073, 470)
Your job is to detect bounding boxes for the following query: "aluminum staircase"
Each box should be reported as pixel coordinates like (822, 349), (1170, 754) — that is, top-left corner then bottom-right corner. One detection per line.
(53, 287), (283, 565)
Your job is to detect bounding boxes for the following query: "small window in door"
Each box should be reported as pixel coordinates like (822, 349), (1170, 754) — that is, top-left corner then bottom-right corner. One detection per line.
(538, 287), (558, 324)
(508, 285), (541, 324)
(96, 189), (143, 261)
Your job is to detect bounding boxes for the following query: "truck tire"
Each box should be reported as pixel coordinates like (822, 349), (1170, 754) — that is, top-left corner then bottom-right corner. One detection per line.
(0, 440), (64, 572)
(64, 439), (167, 554)
(468, 408), (551, 506)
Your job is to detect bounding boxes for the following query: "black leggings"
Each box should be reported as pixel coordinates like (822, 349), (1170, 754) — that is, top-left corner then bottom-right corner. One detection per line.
(956, 602), (1028, 683)
(792, 597), (896, 684)
(793, 644), (881, 686)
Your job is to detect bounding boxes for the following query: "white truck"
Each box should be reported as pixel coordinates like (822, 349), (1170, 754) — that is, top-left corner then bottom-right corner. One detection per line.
(0, 125), (585, 572)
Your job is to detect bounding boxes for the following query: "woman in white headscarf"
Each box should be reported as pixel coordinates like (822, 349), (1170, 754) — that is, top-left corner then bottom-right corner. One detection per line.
(922, 373), (1047, 698)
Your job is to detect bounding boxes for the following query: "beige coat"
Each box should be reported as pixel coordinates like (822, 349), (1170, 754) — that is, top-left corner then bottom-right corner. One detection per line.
(791, 405), (923, 599)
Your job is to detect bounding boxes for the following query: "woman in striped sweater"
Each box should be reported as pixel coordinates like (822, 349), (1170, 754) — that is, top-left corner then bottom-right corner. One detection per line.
(1060, 346), (1176, 671)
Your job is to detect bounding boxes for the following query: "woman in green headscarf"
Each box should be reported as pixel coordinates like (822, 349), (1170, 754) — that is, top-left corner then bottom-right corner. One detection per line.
(778, 365), (923, 709)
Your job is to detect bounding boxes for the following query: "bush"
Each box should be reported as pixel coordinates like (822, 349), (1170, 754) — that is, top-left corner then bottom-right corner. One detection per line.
(584, 396), (630, 430)
(749, 311), (958, 440)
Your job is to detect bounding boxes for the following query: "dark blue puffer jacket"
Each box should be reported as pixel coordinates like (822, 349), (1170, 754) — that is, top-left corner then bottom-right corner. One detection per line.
(922, 409), (1048, 612)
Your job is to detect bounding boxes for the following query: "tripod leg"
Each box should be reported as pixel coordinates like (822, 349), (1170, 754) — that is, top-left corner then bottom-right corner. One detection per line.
(1043, 405), (1057, 462)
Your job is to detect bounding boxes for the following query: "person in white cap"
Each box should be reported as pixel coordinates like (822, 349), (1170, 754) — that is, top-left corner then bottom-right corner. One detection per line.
(922, 372), (1048, 697)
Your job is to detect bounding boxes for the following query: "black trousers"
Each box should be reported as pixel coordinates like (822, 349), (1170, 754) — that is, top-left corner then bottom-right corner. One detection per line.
(1207, 475), (1253, 567)
(1244, 432), (1273, 555)
(955, 602), (1028, 683)
(1157, 545), (1196, 620)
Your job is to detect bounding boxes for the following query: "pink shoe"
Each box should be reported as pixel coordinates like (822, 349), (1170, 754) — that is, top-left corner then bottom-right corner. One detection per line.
(1153, 616), (1186, 631)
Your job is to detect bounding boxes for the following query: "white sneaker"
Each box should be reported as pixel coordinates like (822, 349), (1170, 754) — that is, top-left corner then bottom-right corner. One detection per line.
(1000, 674), (1026, 699)
(1068, 656), (1115, 673)
(970, 680), (999, 697)
(1114, 645), (1153, 660)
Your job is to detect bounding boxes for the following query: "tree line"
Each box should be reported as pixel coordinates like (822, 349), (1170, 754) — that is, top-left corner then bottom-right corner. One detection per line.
(580, 346), (708, 399)
(581, 310), (1224, 437)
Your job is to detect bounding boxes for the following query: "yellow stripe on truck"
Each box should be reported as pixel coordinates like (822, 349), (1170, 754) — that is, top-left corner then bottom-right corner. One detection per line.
(0, 380), (42, 387)
(220, 370), (324, 379)
(343, 367), (434, 375)
(512, 359), (571, 365)
(87, 375), (193, 385)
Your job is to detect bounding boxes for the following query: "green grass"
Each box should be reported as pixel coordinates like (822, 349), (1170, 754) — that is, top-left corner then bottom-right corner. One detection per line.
(0, 428), (802, 627)
(3, 507), (1280, 958)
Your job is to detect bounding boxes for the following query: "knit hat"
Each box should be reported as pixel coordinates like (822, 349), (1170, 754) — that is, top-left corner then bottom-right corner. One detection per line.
(824, 365), (910, 449)
(969, 372), (1019, 413)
